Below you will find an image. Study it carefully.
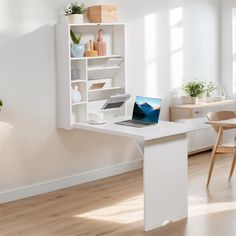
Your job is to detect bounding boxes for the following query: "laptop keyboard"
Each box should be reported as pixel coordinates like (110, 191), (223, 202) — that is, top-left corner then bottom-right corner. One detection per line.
(125, 120), (144, 124)
(116, 119), (154, 127)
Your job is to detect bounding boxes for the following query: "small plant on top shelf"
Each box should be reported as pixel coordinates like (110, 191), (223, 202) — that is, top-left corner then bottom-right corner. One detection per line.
(70, 30), (85, 58)
(64, 2), (86, 15)
(64, 2), (86, 24)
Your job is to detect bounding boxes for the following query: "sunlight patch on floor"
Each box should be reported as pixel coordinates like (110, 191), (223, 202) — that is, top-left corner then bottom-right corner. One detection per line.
(73, 195), (143, 224)
(189, 201), (236, 217)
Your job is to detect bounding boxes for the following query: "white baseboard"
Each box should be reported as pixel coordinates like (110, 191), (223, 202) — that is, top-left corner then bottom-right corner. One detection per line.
(0, 160), (143, 203)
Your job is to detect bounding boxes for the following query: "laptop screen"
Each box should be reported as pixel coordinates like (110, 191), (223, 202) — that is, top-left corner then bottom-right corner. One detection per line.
(132, 96), (161, 123)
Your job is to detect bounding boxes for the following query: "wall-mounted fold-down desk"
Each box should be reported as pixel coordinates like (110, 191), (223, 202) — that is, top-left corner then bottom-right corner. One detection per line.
(56, 23), (189, 231)
(73, 117), (189, 232)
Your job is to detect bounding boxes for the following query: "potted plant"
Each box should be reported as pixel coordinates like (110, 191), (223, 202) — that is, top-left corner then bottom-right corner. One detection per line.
(64, 2), (86, 24)
(70, 30), (85, 58)
(205, 81), (217, 97)
(183, 80), (205, 104)
(204, 81), (225, 102)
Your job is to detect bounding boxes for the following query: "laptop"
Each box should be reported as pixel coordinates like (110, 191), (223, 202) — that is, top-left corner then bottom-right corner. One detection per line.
(116, 96), (161, 128)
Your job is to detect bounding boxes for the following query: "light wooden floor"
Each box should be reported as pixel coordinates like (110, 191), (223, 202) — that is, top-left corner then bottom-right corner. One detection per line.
(1, 151), (236, 236)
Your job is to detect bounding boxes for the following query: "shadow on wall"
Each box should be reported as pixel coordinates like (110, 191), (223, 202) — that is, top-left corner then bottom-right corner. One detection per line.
(0, 24), (142, 190)
(2, 24), (57, 124)
(0, 2), (185, 190)
(36, 129), (141, 180)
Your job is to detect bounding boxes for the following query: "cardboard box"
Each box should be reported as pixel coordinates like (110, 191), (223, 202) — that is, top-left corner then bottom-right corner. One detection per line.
(88, 5), (117, 23)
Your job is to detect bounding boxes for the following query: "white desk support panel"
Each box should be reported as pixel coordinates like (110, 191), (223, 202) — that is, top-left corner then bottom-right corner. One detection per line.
(73, 119), (189, 231)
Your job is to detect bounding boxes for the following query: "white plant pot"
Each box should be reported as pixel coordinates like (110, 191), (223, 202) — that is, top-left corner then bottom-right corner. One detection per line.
(69, 14), (84, 24)
(191, 97), (199, 105)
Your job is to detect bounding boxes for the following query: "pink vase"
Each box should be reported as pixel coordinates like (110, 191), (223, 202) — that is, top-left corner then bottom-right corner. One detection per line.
(95, 29), (106, 56)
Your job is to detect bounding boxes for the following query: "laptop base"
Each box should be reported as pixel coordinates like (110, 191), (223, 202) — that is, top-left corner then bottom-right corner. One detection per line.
(115, 120), (155, 128)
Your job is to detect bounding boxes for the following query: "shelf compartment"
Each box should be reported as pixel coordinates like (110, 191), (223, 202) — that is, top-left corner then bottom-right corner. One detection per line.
(88, 66), (120, 80)
(71, 60), (87, 80)
(88, 87), (125, 101)
(71, 81), (87, 103)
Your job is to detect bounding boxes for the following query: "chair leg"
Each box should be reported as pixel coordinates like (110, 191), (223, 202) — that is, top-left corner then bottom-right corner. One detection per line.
(206, 150), (217, 187)
(206, 126), (222, 187)
(228, 149), (236, 181)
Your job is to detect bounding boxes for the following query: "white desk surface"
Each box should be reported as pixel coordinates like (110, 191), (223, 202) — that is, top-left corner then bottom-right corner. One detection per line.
(72, 117), (190, 141)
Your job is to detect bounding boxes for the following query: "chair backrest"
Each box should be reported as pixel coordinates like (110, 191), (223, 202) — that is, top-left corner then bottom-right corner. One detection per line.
(207, 111), (236, 132)
(207, 111), (236, 121)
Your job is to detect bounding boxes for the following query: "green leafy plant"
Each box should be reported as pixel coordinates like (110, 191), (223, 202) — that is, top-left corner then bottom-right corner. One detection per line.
(183, 80), (205, 97)
(70, 30), (82, 44)
(64, 2), (86, 16)
(205, 81), (217, 96)
(0, 99), (2, 107)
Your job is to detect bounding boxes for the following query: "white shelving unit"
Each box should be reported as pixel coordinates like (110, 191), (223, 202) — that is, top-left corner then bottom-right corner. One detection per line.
(56, 23), (126, 129)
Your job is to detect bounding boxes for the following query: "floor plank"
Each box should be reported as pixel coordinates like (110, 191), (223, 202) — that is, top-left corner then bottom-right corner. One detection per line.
(1, 151), (236, 235)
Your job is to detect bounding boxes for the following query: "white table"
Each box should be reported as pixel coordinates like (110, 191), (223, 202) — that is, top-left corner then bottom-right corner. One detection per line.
(73, 118), (189, 231)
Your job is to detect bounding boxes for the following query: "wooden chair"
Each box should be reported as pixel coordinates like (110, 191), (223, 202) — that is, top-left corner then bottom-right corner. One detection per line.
(206, 111), (236, 187)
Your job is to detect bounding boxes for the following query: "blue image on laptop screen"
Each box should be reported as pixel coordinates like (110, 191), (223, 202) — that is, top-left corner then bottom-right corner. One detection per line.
(132, 96), (161, 123)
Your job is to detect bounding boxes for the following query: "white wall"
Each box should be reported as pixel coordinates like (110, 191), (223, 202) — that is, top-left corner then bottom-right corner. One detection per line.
(220, 0), (236, 98)
(0, 0), (220, 202)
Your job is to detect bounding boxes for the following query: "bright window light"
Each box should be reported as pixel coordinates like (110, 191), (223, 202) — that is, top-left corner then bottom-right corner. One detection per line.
(189, 201), (236, 218)
(144, 13), (157, 62)
(170, 27), (183, 52)
(145, 62), (158, 97)
(171, 51), (183, 88)
(169, 7), (184, 89)
(170, 7), (183, 27)
(144, 13), (158, 96)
